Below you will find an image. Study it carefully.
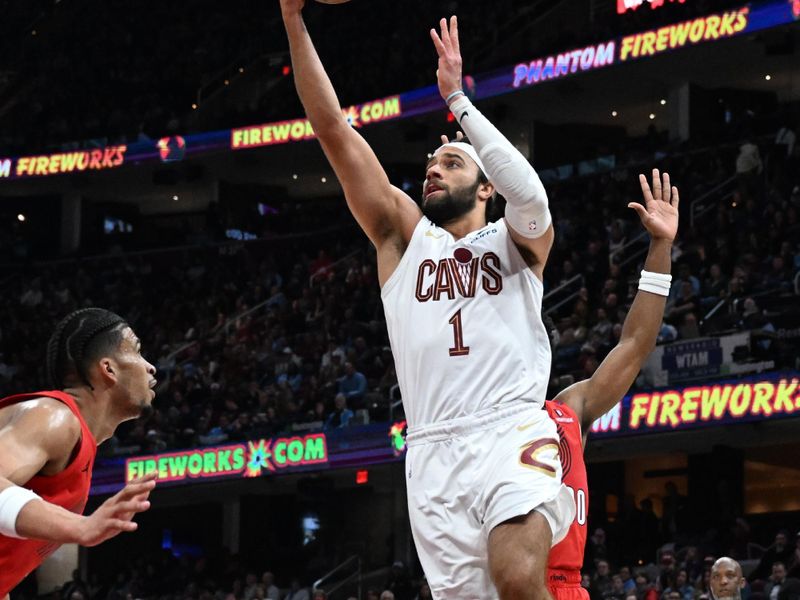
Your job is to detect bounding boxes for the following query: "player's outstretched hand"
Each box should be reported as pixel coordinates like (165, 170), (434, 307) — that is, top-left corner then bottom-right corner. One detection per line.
(430, 16), (462, 103)
(76, 473), (156, 547)
(629, 168), (679, 242)
(280, 0), (306, 17)
(439, 130), (465, 145)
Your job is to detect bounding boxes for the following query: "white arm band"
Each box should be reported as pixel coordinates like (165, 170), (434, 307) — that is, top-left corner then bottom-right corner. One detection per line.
(638, 270), (672, 296)
(0, 485), (41, 539)
(448, 95), (551, 239)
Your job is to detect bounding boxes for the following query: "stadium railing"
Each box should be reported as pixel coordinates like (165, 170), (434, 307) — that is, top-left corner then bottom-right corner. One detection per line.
(543, 274), (585, 317)
(313, 554), (362, 599)
(689, 174), (738, 228)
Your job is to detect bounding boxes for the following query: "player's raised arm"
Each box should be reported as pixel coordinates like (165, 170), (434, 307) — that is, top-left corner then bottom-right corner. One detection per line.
(556, 169), (679, 435)
(279, 0), (420, 272)
(431, 16), (553, 276)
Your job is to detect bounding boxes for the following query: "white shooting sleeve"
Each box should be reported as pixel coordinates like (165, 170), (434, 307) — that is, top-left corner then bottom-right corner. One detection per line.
(449, 95), (551, 238)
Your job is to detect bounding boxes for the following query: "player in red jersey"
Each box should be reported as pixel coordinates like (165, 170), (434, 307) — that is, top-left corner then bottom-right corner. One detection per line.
(0, 308), (158, 598)
(546, 169), (679, 600)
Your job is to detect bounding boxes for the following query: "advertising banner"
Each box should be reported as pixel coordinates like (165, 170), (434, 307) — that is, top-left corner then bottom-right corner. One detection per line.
(1, 0), (796, 180)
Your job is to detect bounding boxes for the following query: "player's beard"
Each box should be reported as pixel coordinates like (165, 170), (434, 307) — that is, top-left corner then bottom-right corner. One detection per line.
(421, 178), (480, 227)
(138, 401), (154, 420)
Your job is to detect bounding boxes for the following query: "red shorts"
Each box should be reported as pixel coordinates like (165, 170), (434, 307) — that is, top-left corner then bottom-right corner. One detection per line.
(547, 570), (590, 600)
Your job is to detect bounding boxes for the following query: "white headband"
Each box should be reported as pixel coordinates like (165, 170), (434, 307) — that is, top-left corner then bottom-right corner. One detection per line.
(434, 142), (488, 178)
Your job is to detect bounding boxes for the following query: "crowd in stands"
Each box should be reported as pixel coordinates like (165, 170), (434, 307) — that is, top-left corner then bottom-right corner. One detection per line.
(0, 0), (751, 155)
(12, 555), (432, 600)
(582, 528), (800, 600)
(0, 229), (393, 454)
(534, 130), (800, 387)
(0, 0), (523, 154)
(0, 127), (798, 454)
(9, 505), (799, 600)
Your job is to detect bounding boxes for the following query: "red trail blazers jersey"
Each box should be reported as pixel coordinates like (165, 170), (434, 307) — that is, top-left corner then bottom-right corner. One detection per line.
(546, 400), (588, 578)
(0, 391), (97, 596)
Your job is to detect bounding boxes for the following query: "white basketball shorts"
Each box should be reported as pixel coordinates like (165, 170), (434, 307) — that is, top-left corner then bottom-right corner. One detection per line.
(404, 402), (575, 600)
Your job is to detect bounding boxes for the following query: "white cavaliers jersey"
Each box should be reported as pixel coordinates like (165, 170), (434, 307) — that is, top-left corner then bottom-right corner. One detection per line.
(381, 216), (551, 429)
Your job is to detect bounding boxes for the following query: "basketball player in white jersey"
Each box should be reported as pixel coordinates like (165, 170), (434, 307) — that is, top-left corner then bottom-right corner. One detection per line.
(280, 4), (572, 598)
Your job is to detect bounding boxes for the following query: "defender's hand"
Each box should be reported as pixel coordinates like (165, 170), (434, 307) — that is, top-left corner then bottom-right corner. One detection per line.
(629, 168), (680, 242)
(76, 474), (156, 547)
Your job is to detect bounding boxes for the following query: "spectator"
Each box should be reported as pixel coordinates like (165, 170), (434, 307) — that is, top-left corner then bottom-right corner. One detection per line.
(338, 361), (367, 406)
(679, 313), (701, 340)
(736, 141), (763, 176)
(413, 581), (432, 600)
(672, 570), (696, 600)
(662, 482), (688, 541)
(752, 534), (795, 581)
(766, 563), (800, 600)
(702, 264), (729, 305)
(640, 499), (661, 559)
(684, 547), (704, 582)
(739, 298), (776, 353)
(789, 533), (800, 578)
(284, 578), (310, 600)
(697, 569), (713, 600)
(244, 572), (260, 600)
(593, 560), (613, 600)
(261, 572), (280, 600)
(667, 282), (700, 323)
(383, 561), (413, 600)
(605, 574), (626, 600)
(658, 322), (679, 344)
(60, 570), (88, 600)
(587, 529), (610, 567)
(636, 573), (660, 600)
(325, 393), (354, 430)
(619, 567), (636, 595)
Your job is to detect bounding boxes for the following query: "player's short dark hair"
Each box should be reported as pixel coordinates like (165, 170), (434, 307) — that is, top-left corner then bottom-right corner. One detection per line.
(46, 308), (129, 389)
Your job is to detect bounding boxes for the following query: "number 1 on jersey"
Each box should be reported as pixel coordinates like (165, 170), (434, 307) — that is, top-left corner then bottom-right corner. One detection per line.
(448, 309), (470, 356)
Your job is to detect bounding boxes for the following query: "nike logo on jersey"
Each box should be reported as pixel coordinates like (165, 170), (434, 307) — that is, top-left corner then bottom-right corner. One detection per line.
(516, 421), (538, 431)
(460, 111), (469, 121)
(425, 231), (444, 240)
(81, 462), (91, 473)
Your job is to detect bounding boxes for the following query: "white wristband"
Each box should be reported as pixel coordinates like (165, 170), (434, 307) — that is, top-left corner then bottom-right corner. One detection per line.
(638, 270), (672, 296)
(0, 486), (41, 539)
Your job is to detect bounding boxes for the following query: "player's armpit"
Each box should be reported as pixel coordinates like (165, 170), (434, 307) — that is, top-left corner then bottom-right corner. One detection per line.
(554, 339), (643, 435)
(577, 340), (643, 430)
(506, 223), (554, 280)
(552, 380), (591, 435)
(0, 398), (81, 485)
